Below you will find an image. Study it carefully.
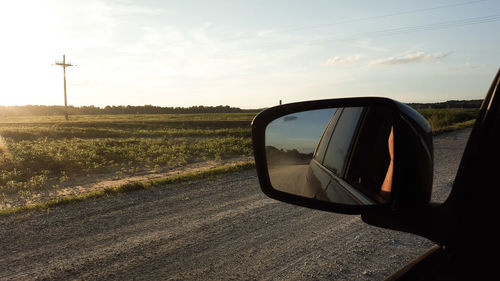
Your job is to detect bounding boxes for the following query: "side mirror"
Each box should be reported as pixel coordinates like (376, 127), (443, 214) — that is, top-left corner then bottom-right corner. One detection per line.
(252, 97), (433, 214)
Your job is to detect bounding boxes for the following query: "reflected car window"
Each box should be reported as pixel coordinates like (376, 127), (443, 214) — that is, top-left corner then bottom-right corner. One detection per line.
(323, 107), (364, 176)
(313, 110), (340, 163)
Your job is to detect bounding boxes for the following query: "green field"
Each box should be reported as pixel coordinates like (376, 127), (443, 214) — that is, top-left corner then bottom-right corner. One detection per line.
(416, 108), (479, 134)
(0, 108), (479, 199)
(0, 113), (254, 198)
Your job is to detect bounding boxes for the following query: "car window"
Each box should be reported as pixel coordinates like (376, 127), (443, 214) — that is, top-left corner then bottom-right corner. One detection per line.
(322, 107), (364, 176)
(313, 109), (341, 163)
(344, 106), (393, 198)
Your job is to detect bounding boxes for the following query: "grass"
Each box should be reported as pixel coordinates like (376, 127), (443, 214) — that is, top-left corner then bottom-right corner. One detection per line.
(0, 113), (256, 123)
(0, 136), (252, 194)
(415, 108), (479, 134)
(0, 126), (251, 141)
(430, 119), (476, 135)
(0, 161), (255, 217)
(0, 114), (254, 198)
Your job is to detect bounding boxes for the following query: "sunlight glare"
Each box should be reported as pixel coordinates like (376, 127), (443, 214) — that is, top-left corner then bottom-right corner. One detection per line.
(0, 1), (61, 106)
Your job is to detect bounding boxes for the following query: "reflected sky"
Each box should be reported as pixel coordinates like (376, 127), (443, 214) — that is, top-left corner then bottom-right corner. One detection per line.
(266, 108), (336, 154)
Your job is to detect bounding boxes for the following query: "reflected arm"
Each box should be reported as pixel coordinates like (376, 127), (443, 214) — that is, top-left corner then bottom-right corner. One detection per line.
(380, 127), (394, 200)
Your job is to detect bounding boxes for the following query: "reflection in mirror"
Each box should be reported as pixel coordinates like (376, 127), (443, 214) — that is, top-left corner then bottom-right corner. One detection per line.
(265, 106), (394, 206)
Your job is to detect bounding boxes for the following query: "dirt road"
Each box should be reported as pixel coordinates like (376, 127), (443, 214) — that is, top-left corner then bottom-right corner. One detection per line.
(268, 164), (309, 195)
(0, 128), (471, 280)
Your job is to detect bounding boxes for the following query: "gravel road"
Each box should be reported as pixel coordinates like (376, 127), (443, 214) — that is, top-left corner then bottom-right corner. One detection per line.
(0, 128), (471, 281)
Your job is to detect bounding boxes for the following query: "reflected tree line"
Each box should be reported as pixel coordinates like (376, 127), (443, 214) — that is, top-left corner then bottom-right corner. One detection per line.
(266, 146), (313, 166)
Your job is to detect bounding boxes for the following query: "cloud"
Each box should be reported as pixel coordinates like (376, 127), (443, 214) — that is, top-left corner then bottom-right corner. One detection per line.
(448, 62), (478, 71)
(324, 55), (362, 66)
(369, 51), (452, 66)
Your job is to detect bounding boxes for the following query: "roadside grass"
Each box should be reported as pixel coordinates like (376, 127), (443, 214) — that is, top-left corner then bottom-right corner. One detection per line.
(430, 119), (476, 135)
(0, 161), (255, 217)
(415, 108), (479, 134)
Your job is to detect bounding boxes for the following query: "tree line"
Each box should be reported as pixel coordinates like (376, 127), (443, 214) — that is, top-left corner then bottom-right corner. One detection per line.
(0, 99), (483, 117)
(408, 99), (483, 109)
(0, 105), (260, 116)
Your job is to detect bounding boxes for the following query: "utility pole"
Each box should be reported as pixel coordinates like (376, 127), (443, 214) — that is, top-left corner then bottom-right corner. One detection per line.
(55, 55), (75, 120)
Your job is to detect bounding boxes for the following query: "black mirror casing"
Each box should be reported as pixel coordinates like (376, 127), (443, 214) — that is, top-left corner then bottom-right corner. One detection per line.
(251, 97), (433, 214)
(392, 102), (433, 209)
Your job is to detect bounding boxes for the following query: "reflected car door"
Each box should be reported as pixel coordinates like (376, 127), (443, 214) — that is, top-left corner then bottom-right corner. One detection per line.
(305, 107), (374, 205)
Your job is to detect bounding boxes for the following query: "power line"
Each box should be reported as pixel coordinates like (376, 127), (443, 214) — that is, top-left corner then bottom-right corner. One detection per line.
(307, 14), (500, 44)
(138, 1), (493, 50)
(274, 0), (491, 34)
(237, 14), (500, 53)
(219, 0), (492, 45)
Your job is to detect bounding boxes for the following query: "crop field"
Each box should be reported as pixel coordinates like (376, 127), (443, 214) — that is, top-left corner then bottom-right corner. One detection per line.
(0, 107), (479, 203)
(0, 113), (255, 200)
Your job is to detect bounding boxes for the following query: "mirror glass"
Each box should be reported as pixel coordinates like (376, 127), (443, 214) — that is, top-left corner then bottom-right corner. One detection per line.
(265, 106), (394, 205)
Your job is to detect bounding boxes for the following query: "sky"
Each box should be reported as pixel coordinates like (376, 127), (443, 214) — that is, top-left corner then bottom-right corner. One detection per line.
(0, 0), (499, 108)
(266, 108), (336, 153)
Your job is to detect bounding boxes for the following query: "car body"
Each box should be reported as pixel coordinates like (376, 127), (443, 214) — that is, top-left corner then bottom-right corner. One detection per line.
(306, 106), (393, 205)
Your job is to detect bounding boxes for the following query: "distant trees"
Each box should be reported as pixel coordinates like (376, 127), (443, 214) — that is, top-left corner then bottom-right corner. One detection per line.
(408, 100), (483, 109)
(0, 99), (482, 117)
(0, 105), (259, 116)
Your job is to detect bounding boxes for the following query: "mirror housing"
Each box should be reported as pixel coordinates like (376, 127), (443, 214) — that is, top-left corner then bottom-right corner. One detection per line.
(252, 97), (433, 214)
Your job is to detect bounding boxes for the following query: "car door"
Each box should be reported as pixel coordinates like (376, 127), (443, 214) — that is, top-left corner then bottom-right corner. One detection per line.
(306, 107), (374, 205)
